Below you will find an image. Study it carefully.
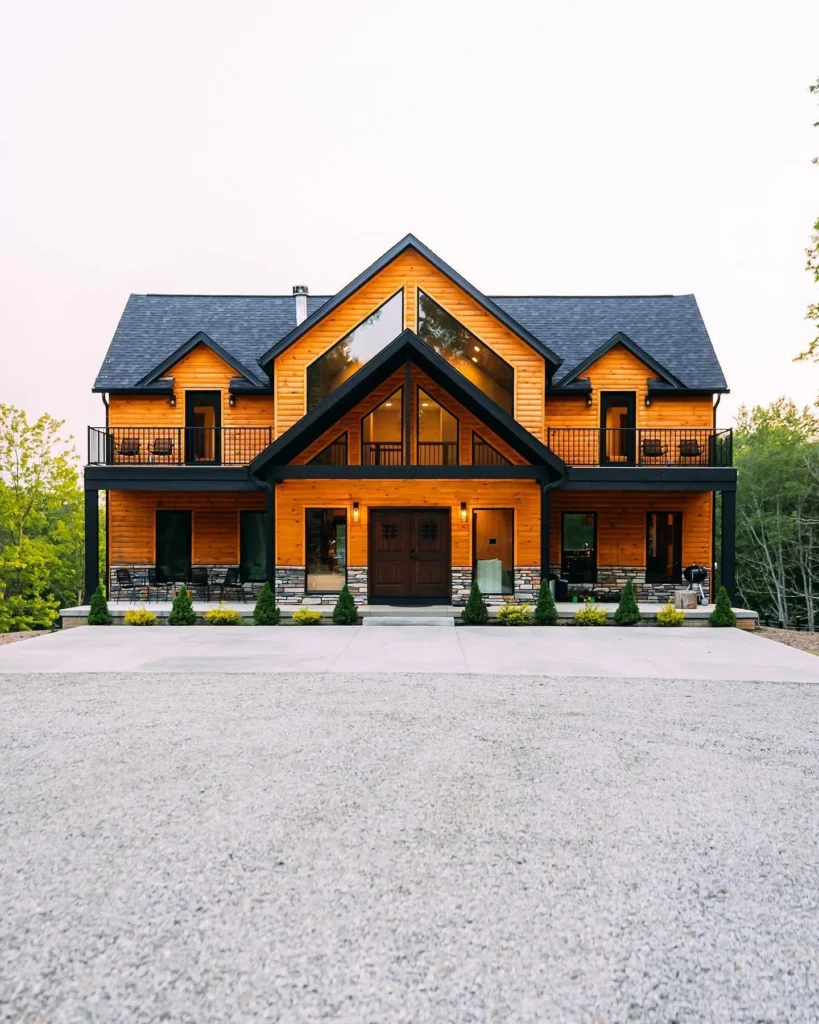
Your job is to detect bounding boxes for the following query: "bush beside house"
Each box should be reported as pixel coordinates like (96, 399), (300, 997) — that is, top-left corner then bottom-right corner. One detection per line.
(533, 580), (557, 625)
(461, 580), (489, 624)
(253, 582), (280, 625)
(87, 584), (112, 626)
(709, 586), (737, 627)
(332, 585), (359, 625)
(168, 587), (196, 626)
(613, 580), (641, 625)
(124, 608), (158, 626)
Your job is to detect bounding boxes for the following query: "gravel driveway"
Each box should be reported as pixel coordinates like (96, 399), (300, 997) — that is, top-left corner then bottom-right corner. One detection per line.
(2, 671), (818, 1022)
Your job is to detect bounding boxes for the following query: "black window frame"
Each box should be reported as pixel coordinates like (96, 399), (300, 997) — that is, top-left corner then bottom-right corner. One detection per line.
(305, 289), (404, 411)
(416, 385), (459, 465)
(155, 509), (192, 584)
(361, 388), (403, 466)
(309, 432), (349, 466)
(472, 507), (515, 595)
(645, 510), (683, 584)
(471, 431), (510, 466)
(561, 511), (597, 584)
(416, 290), (515, 415)
(304, 507), (348, 594)
(239, 510), (267, 583)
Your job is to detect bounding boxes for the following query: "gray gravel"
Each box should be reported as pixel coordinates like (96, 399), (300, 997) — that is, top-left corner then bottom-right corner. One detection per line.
(2, 671), (818, 1023)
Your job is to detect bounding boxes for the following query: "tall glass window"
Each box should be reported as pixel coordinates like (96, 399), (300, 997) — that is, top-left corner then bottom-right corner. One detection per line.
(306, 291), (403, 410)
(361, 390), (403, 465)
(306, 509), (347, 592)
(417, 389), (458, 465)
(561, 512), (597, 583)
(156, 510), (192, 583)
(417, 291), (514, 414)
(473, 509), (514, 594)
(646, 511), (682, 583)
(240, 510), (266, 582)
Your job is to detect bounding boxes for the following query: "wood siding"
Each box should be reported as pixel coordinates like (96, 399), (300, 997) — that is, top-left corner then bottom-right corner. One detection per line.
(274, 249), (547, 440)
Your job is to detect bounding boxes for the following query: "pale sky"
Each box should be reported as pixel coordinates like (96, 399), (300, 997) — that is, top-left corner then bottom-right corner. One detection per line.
(1, 0), (817, 454)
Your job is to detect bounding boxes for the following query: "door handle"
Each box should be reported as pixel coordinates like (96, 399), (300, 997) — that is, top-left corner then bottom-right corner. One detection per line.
(410, 550), (416, 559)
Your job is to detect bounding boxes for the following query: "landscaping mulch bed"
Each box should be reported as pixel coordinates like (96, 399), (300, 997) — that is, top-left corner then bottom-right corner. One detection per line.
(0, 630), (55, 647)
(755, 626), (819, 656)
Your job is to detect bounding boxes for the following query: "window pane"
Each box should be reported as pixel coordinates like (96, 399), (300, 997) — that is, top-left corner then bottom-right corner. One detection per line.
(306, 509), (347, 592)
(562, 513), (596, 583)
(362, 390), (403, 465)
(156, 510), (191, 583)
(418, 389), (457, 465)
(309, 433), (348, 466)
(417, 291), (514, 414)
(646, 512), (681, 583)
(473, 509), (513, 594)
(306, 292), (403, 410)
(240, 511), (266, 582)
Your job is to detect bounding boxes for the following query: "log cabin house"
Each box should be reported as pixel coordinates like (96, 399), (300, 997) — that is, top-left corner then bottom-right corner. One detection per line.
(84, 235), (736, 608)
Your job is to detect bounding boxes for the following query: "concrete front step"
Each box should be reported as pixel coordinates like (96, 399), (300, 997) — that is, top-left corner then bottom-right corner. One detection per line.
(363, 616), (455, 627)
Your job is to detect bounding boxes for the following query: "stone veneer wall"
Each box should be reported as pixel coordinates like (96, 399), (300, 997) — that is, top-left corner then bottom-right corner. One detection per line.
(450, 566), (542, 606)
(275, 565), (368, 606)
(109, 564), (264, 602)
(548, 564), (709, 603)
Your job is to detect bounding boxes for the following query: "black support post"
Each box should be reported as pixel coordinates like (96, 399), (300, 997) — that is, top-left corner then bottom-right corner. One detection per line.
(720, 488), (736, 606)
(265, 482), (276, 586)
(540, 484), (551, 583)
(404, 357), (412, 466)
(84, 488), (100, 603)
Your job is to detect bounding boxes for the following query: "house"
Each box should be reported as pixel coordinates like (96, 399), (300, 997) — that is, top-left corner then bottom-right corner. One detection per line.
(84, 235), (736, 610)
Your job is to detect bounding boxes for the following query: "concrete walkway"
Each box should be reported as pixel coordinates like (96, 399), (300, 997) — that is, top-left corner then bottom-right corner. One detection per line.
(0, 625), (816, 682)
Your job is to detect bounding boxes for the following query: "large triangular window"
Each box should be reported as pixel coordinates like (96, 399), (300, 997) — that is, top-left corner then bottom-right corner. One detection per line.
(306, 291), (403, 411)
(308, 433), (348, 466)
(472, 432), (510, 466)
(417, 291), (514, 414)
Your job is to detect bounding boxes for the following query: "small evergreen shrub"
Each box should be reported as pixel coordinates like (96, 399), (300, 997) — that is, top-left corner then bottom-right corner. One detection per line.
(253, 582), (280, 626)
(332, 584), (359, 625)
(497, 602), (532, 626)
(124, 608), (158, 626)
(709, 586), (737, 627)
(533, 580), (558, 625)
(461, 579), (489, 625)
(87, 584), (112, 626)
(657, 602), (685, 627)
(168, 586), (196, 626)
(574, 605), (608, 626)
(613, 580), (641, 625)
(203, 603), (242, 625)
(293, 608), (322, 625)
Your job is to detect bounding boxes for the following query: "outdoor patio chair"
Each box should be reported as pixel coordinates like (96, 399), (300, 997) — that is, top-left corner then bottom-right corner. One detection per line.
(641, 437), (667, 461)
(148, 436), (175, 460)
(188, 566), (209, 600)
(211, 567), (245, 603)
(147, 567), (172, 602)
(114, 567), (140, 602)
(678, 438), (703, 460)
(115, 437), (140, 458)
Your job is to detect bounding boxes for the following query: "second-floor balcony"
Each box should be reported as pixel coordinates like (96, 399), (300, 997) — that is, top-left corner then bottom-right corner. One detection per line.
(88, 426), (273, 466)
(547, 428), (732, 467)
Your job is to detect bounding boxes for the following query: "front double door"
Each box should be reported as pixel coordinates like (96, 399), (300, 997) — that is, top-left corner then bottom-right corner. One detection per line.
(369, 508), (450, 601)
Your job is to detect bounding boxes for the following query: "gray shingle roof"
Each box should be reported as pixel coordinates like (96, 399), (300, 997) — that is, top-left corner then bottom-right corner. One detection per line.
(94, 291), (727, 392)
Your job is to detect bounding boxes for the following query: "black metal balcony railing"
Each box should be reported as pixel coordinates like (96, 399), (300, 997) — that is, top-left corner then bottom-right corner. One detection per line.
(417, 441), (458, 466)
(472, 439), (510, 466)
(546, 427), (733, 467)
(88, 426), (273, 466)
(361, 441), (403, 466)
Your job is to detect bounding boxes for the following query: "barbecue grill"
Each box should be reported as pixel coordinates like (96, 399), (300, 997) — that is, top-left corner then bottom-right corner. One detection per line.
(683, 563), (708, 605)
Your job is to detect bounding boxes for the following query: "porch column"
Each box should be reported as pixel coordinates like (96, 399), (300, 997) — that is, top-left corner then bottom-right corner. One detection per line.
(720, 488), (736, 606)
(265, 482), (276, 586)
(84, 488), (100, 602)
(540, 484), (551, 583)
(403, 357), (412, 466)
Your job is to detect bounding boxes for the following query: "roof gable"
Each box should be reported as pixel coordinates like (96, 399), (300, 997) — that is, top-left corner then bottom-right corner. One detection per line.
(136, 331), (261, 387)
(258, 234), (563, 370)
(556, 331), (684, 389)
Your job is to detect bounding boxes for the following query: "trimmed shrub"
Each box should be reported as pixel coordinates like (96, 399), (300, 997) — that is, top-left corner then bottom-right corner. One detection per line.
(168, 586), (196, 626)
(203, 603), (242, 625)
(461, 579), (489, 625)
(293, 608), (322, 625)
(253, 582), (280, 626)
(657, 602), (685, 627)
(613, 580), (641, 625)
(332, 584), (360, 625)
(533, 580), (558, 625)
(124, 608), (158, 626)
(497, 602), (532, 626)
(87, 584), (112, 626)
(709, 586), (737, 627)
(574, 605), (608, 626)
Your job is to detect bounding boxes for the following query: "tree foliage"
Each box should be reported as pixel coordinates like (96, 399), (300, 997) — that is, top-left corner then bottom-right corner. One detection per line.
(332, 584), (359, 625)
(253, 582), (280, 625)
(709, 587), (737, 628)
(88, 584), (112, 625)
(461, 579), (489, 624)
(168, 586), (196, 625)
(613, 579), (641, 625)
(533, 579), (558, 625)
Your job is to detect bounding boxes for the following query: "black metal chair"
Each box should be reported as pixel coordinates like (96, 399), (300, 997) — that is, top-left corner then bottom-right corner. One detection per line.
(641, 437), (668, 461)
(115, 437), (140, 458)
(114, 567), (140, 603)
(211, 567), (244, 603)
(678, 438), (703, 461)
(148, 437), (174, 460)
(188, 566), (209, 600)
(147, 568), (171, 602)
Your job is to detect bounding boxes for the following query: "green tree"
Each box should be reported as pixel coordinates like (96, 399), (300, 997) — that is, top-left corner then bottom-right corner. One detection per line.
(332, 584), (359, 625)
(533, 579), (558, 625)
(613, 579), (641, 625)
(168, 586), (197, 625)
(710, 586), (737, 627)
(87, 584), (112, 625)
(461, 579), (489, 624)
(253, 582), (280, 625)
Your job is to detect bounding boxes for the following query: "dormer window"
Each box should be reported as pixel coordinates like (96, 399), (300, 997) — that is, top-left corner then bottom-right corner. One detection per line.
(417, 291), (514, 415)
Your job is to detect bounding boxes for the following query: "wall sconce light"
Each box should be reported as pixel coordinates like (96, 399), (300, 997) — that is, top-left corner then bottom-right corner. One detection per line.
(168, 394), (176, 408)
(585, 392), (593, 407)
(645, 395), (651, 407)
(352, 501), (360, 523)
(460, 502), (468, 523)
(229, 394), (236, 408)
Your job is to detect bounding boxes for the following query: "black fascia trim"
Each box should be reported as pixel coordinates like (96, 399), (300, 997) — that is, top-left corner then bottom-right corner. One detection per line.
(83, 465), (258, 491)
(646, 380), (730, 396)
(549, 377), (592, 395)
(229, 377), (273, 394)
(557, 332), (685, 388)
(136, 331), (263, 387)
(271, 464), (543, 480)
(92, 382), (174, 395)
(250, 329), (566, 476)
(258, 234), (563, 371)
(563, 466), (737, 491)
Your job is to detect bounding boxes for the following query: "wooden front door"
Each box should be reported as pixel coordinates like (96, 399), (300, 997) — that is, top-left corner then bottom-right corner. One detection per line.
(369, 508), (450, 601)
